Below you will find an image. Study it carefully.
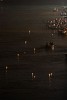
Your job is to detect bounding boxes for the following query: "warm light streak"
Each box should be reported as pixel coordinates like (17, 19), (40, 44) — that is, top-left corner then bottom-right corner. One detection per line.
(49, 73), (51, 78)
(32, 73), (33, 78)
(49, 73), (53, 78)
(51, 73), (53, 76)
(25, 41), (27, 44)
(34, 48), (36, 54)
(29, 30), (30, 35)
(6, 66), (8, 70)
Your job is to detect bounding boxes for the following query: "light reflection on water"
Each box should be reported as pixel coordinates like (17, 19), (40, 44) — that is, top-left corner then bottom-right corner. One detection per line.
(0, 5), (67, 100)
(0, 54), (67, 99)
(0, 35), (66, 100)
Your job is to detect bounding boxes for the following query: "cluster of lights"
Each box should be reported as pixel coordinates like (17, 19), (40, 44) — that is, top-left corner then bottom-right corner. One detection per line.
(48, 73), (53, 79)
(5, 64), (53, 83)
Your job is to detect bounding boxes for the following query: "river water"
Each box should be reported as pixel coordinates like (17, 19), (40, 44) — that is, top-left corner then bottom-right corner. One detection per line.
(0, 4), (67, 100)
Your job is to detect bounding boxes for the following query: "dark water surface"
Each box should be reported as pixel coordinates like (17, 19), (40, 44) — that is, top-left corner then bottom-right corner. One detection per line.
(0, 5), (67, 100)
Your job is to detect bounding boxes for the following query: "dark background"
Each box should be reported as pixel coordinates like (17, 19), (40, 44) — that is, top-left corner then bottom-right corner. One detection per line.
(0, 0), (66, 5)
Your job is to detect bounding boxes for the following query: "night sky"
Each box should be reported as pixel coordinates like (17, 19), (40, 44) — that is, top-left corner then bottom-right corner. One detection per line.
(1, 0), (67, 5)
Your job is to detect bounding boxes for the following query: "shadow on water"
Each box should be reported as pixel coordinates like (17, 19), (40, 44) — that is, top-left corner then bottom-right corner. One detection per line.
(36, 44), (54, 53)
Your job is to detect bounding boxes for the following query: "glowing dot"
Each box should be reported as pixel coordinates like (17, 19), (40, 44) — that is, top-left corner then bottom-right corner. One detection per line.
(52, 45), (54, 50)
(29, 30), (30, 35)
(34, 48), (36, 54)
(52, 34), (53, 36)
(34, 48), (35, 51)
(49, 73), (50, 77)
(51, 73), (53, 76)
(17, 53), (19, 57)
(25, 41), (27, 44)
(34, 76), (36, 79)
(6, 66), (8, 70)
(32, 73), (33, 78)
